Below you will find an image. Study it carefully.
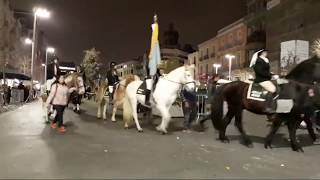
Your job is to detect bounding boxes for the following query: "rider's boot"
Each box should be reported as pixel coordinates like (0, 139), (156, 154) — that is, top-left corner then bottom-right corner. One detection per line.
(145, 90), (151, 106)
(264, 93), (278, 114)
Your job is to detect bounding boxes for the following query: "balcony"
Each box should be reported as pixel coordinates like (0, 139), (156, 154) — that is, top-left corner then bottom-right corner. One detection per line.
(203, 55), (209, 60)
(247, 31), (266, 43)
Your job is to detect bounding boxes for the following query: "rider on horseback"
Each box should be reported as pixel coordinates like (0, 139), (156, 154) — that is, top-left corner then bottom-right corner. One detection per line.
(250, 49), (277, 113)
(106, 61), (120, 100)
(47, 57), (61, 95)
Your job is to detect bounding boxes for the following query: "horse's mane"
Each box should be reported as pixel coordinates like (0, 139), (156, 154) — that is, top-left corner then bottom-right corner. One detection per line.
(124, 74), (139, 87)
(165, 65), (194, 79)
(285, 56), (320, 84)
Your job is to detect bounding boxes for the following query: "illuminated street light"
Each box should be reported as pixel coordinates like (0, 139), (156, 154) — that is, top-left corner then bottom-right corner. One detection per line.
(29, 7), (50, 100)
(225, 54), (235, 81)
(25, 38), (33, 45)
(34, 8), (50, 18)
(213, 64), (221, 74)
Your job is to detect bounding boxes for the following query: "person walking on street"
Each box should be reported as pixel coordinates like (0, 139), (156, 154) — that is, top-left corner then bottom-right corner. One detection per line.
(46, 75), (75, 133)
(181, 88), (197, 132)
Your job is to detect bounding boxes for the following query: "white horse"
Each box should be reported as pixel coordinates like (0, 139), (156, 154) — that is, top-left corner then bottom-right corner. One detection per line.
(123, 65), (195, 133)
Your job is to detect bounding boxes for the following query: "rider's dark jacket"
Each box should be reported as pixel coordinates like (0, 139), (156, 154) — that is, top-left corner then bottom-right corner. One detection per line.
(47, 63), (61, 80)
(106, 69), (119, 86)
(253, 57), (272, 83)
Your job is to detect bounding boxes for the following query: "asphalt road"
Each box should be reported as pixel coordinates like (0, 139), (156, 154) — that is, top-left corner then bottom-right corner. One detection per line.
(1, 100), (320, 179)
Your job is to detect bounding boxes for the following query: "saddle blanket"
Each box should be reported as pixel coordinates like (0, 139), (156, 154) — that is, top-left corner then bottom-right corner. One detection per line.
(137, 81), (147, 95)
(276, 99), (293, 113)
(247, 83), (268, 101)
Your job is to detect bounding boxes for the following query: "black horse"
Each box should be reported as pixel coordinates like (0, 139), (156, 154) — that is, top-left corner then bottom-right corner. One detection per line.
(202, 55), (320, 152)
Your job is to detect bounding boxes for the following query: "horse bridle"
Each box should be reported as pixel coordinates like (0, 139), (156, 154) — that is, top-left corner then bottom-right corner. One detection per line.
(161, 77), (196, 89)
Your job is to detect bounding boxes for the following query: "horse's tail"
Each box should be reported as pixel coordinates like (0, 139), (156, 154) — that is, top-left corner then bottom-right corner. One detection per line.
(123, 93), (133, 125)
(211, 85), (225, 131)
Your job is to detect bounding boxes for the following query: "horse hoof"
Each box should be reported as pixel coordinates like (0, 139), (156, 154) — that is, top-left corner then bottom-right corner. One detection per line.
(264, 141), (272, 149)
(292, 145), (304, 152)
(219, 137), (230, 143)
(112, 120), (117, 123)
(243, 139), (253, 148)
(246, 143), (254, 148)
(138, 129), (143, 133)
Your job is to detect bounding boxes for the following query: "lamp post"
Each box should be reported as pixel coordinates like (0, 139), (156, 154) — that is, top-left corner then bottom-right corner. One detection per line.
(23, 38), (33, 76)
(45, 47), (55, 85)
(225, 54), (235, 81)
(29, 7), (50, 100)
(213, 64), (221, 74)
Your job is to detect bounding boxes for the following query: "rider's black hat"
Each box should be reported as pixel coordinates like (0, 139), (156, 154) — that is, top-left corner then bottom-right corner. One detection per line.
(257, 49), (268, 56)
(110, 62), (116, 67)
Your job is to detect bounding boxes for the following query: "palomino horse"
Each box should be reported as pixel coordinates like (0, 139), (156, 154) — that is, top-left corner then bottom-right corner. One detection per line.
(204, 55), (320, 152)
(95, 74), (139, 126)
(123, 65), (195, 133)
(64, 73), (85, 113)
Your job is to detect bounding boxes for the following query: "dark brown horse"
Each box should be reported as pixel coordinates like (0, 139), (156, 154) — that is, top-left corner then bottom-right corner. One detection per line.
(203, 55), (320, 152)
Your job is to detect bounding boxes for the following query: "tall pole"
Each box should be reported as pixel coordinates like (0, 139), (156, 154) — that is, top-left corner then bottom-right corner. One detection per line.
(228, 57), (231, 81)
(45, 51), (48, 85)
(30, 14), (37, 100)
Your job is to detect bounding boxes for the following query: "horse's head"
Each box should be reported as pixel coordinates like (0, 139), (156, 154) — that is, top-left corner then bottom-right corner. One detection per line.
(95, 80), (108, 103)
(286, 40), (320, 84)
(182, 64), (196, 91)
(286, 56), (320, 84)
(65, 73), (85, 95)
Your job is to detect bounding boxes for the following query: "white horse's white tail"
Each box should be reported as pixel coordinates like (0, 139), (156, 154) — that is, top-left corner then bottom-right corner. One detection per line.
(123, 94), (133, 126)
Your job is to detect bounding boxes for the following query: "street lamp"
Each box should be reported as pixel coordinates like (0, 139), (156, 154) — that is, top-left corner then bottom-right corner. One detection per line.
(45, 47), (55, 85)
(213, 64), (221, 74)
(25, 38), (33, 45)
(225, 54), (235, 81)
(29, 7), (50, 100)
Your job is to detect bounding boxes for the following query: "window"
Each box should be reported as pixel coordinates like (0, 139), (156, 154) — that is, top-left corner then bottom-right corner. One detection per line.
(205, 64), (208, 74)
(131, 69), (133, 74)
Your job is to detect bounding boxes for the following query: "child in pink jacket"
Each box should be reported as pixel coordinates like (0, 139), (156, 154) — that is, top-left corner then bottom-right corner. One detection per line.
(46, 75), (75, 133)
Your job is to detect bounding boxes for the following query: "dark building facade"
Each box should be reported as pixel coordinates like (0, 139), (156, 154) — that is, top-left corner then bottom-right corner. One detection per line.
(265, 0), (320, 74)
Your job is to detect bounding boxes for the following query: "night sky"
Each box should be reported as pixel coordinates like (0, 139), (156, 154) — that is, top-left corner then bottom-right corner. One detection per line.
(11, 0), (246, 64)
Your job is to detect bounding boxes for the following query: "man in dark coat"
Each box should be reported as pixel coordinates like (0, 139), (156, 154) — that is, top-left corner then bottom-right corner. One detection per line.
(46, 57), (61, 94)
(250, 49), (277, 113)
(47, 57), (61, 80)
(181, 89), (197, 131)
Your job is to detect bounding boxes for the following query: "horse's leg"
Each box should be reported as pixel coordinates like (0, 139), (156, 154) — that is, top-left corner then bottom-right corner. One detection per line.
(304, 115), (317, 142)
(287, 116), (304, 152)
(102, 100), (108, 120)
(156, 104), (171, 134)
(97, 102), (101, 119)
(146, 108), (153, 125)
(111, 102), (117, 122)
(264, 117), (283, 149)
(131, 99), (143, 132)
(216, 110), (235, 143)
(234, 109), (253, 147)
